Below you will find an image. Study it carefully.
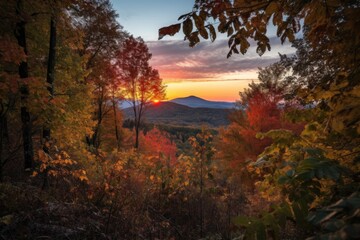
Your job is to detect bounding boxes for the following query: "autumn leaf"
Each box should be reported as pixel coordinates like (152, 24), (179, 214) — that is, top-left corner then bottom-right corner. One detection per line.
(158, 23), (181, 40)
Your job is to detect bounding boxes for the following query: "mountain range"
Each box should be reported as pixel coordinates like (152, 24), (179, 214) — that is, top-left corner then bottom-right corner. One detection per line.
(119, 96), (235, 109)
(123, 97), (231, 127)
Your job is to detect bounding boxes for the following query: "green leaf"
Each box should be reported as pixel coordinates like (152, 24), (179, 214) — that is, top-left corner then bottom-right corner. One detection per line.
(286, 169), (295, 177)
(296, 170), (315, 181)
(292, 202), (307, 227)
(278, 175), (290, 184)
(300, 157), (319, 168)
(233, 215), (253, 227)
(255, 222), (266, 240)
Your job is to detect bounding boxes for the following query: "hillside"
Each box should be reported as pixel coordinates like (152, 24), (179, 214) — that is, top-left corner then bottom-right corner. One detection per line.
(170, 96), (235, 109)
(123, 101), (231, 127)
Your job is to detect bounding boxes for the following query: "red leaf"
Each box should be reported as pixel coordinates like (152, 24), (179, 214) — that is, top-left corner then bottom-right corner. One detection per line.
(158, 24), (181, 40)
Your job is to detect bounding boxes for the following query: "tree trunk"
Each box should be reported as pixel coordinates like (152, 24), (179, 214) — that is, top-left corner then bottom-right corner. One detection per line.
(112, 99), (120, 151)
(132, 101), (139, 149)
(43, 16), (56, 142)
(134, 123), (139, 149)
(42, 15), (56, 190)
(15, 0), (34, 170)
(92, 96), (103, 149)
(0, 114), (5, 182)
(134, 102), (144, 149)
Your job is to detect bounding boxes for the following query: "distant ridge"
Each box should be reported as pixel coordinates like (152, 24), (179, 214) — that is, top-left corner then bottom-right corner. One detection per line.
(170, 96), (235, 109)
(122, 101), (230, 127)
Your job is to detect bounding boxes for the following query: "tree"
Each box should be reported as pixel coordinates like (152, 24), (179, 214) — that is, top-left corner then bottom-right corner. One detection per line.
(219, 62), (303, 168)
(188, 129), (215, 238)
(70, 0), (125, 150)
(163, 1), (359, 238)
(160, 0), (359, 135)
(118, 36), (165, 148)
(160, 0), (358, 59)
(14, 0), (34, 170)
(0, 32), (26, 181)
(139, 128), (177, 164)
(42, 0), (58, 146)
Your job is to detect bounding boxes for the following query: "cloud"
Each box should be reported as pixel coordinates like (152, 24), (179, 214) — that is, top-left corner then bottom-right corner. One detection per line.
(147, 37), (295, 83)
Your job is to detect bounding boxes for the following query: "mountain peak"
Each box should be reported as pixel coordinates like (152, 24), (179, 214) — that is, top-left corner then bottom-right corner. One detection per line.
(170, 96), (235, 109)
(174, 95), (204, 100)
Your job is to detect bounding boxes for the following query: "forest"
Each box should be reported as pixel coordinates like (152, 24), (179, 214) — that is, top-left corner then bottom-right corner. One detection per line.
(0, 0), (359, 239)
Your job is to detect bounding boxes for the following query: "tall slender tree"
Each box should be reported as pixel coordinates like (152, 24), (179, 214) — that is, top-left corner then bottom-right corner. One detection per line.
(117, 36), (165, 148)
(43, 1), (57, 148)
(15, 0), (34, 170)
(71, 0), (125, 150)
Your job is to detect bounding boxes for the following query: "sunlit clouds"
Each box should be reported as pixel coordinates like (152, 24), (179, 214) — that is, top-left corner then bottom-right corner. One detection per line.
(147, 37), (295, 101)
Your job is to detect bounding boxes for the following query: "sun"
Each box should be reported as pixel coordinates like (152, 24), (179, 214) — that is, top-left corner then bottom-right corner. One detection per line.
(153, 99), (160, 104)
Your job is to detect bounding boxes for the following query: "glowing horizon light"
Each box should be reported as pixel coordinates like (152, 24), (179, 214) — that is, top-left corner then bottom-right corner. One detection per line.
(153, 99), (160, 103)
(164, 79), (258, 102)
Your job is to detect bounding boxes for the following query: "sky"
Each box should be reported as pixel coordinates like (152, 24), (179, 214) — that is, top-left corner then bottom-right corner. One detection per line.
(111, 0), (295, 102)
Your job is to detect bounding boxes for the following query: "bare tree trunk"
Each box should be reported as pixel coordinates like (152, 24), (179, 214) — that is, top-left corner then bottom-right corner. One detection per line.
(92, 94), (103, 149)
(134, 122), (139, 149)
(112, 99), (120, 151)
(0, 114), (5, 182)
(42, 13), (57, 190)
(43, 15), (56, 142)
(132, 99), (139, 149)
(15, 0), (34, 170)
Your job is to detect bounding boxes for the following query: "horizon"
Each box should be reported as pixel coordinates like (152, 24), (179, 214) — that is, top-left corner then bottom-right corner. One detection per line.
(166, 94), (236, 103)
(119, 95), (236, 106)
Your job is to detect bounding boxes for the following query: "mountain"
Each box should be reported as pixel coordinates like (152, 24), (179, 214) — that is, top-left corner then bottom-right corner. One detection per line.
(122, 101), (230, 127)
(170, 96), (235, 109)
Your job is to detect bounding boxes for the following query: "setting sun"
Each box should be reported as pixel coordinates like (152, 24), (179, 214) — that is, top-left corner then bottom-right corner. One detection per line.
(153, 99), (160, 103)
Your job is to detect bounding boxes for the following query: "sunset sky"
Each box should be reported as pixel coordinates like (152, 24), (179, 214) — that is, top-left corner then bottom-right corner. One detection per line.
(111, 0), (295, 102)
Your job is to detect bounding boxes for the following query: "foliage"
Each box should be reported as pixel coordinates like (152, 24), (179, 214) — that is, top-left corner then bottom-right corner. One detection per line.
(0, 0), (359, 239)
(117, 36), (166, 148)
(218, 62), (304, 169)
(32, 142), (89, 189)
(139, 127), (177, 163)
(307, 192), (360, 240)
(160, 0), (359, 59)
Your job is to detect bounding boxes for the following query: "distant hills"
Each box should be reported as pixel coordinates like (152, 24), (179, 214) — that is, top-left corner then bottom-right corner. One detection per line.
(119, 96), (236, 109)
(170, 96), (235, 109)
(122, 101), (231, 127)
